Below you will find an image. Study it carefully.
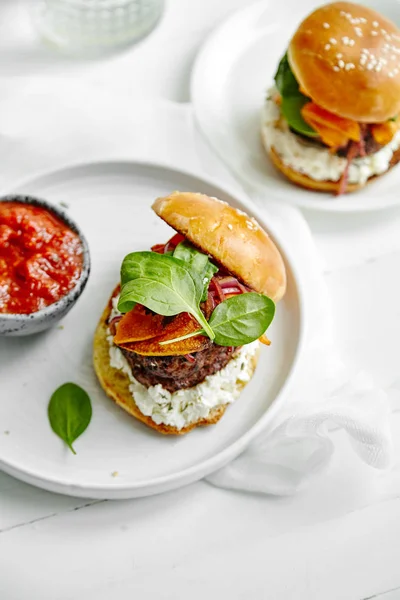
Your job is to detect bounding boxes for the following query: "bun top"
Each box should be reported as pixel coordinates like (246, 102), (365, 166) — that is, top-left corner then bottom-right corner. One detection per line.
(288, 2), (400, 122)
(152, 192), (287, 302)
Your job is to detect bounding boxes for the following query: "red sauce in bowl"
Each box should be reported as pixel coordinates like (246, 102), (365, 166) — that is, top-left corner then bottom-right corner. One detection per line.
(0, 202), (84, 314)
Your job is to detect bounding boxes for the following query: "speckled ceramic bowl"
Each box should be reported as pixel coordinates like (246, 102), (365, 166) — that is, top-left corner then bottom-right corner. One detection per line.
(0, 195), (90, 336)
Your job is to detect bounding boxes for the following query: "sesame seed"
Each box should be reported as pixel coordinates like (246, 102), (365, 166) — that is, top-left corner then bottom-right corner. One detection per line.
(381, 29), (387, 34)
(349, 39), (355, 46)
(376, 64), (382, 72)
(227, 224), (233, 230)
(336, 53), (343, 58)
(329, 38), (337, 44)
(372, 21), (379, 27)
(360, 17), (367, 24)
(323, 22), (330, 29)
(371, 30), (378, 36)
(333, 66), (340, 71)
(345, 63), (355, 70)
(354, 27), (363, 37)
(338, 59), (345, 68)
(366, 63), (374, 70)
(389, 72), (394, 77)
(325, 43), (331, 50)
(342, 36), (349, 44)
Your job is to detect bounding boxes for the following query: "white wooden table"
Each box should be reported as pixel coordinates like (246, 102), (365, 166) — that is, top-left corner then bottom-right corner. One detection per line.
(2, 1), (400, 598)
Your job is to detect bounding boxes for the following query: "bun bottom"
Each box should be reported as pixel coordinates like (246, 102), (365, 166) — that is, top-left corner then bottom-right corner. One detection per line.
(93, 293), (259, 436)
(266, 145), (400, 195)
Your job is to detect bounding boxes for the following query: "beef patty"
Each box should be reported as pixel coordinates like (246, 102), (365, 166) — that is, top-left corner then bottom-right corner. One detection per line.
(121, 343), (240, 393)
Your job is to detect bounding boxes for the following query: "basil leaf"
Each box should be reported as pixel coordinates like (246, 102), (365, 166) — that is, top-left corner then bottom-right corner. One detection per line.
(48, 383), (92, 455)
(208, 293), (275, 346)
(274, 52), (318, 138)
(119, 251), (214, 339)
(173, 241), (218, 301)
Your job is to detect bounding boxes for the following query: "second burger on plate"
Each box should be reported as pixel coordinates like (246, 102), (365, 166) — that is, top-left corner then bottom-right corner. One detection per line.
(94, 192), (286, 435)
(262, 1), (400, 195)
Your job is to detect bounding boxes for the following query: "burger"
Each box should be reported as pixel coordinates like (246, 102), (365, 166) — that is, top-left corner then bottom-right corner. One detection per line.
(261, 1), (400, 195)
(93, 192), (286, 435)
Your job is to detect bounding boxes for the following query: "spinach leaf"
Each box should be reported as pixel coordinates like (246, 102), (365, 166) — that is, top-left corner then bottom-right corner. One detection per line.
(160, 292), (275, 348)
(48, 383), (92, 455)
(173, 241), (208, 272)
(281, 96), (318, 137)
(118, 251), (215, 339)
(173, 241), (218, 301)
(201, 261), (219, 301)
(208, 293), (275, 346)
(274, 53), (299, 97)
(274, 53), (318, 138)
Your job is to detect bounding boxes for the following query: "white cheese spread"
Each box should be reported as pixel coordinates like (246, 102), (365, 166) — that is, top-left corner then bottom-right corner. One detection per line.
(261, 88), (400, 184)
(107, 297), (259, 430)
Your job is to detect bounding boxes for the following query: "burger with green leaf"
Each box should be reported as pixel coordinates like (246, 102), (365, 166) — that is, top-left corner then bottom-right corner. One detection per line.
(93, 192), (286, 435)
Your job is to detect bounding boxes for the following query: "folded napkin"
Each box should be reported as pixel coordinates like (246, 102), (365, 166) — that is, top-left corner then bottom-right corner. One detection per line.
(206, 201), (393, 495)
(0, 77), (393, 495)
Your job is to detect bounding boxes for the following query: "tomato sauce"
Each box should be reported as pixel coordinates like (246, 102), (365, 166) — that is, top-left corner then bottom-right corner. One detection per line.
(0, 202), (83, 314)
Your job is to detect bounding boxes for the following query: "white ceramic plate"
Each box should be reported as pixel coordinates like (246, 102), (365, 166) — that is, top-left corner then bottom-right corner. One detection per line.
(191, 0), (400, 213)
(0, 161), (305, 499)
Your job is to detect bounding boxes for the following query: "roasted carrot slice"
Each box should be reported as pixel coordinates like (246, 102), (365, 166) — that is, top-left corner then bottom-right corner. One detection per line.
(259, 334), (271, 346)
(119, 312), (210, 356)
(114, 304), (164, 344)
(371, 120), (399, 146)
(301, 102), (360, 147)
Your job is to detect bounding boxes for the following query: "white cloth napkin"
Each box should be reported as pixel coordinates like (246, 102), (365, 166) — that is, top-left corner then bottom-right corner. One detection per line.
(0, 77), (393, 495)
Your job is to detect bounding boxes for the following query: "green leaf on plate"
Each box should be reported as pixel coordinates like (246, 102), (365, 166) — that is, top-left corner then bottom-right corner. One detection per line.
(48, 383), (92, 454)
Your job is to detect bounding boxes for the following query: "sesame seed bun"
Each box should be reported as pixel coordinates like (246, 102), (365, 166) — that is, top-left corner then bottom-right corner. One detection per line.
(266, 144), (400, 194)
(288, 2), (400, 122)
(93, 290), (259, 435)
(152, 192), (286, 302)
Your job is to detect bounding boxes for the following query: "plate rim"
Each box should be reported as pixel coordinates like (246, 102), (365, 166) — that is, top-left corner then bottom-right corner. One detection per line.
(0, 158), (307, 498)
(190, 0), (400, 214)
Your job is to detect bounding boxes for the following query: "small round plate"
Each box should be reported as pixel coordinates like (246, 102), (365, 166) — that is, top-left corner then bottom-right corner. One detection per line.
(0, 161), (305, 499)
(191, 0), (400, 213)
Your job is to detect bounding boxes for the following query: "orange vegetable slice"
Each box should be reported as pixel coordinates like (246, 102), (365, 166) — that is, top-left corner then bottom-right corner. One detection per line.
(119, 312), (210, 356)
(301, 102), (360, 148)
(114, 304), (164, 344)
(259, 334), (271, 346)
(371, 120), (400, 146)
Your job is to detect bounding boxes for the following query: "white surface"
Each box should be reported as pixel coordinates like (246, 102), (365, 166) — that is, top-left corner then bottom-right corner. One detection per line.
(0, 161), (304, 499)
(191, 0), (400, 212)
(1, 0), (400, 599)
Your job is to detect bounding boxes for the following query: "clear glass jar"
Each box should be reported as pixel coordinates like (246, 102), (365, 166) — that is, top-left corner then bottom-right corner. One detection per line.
(30, 0), (164, 54)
